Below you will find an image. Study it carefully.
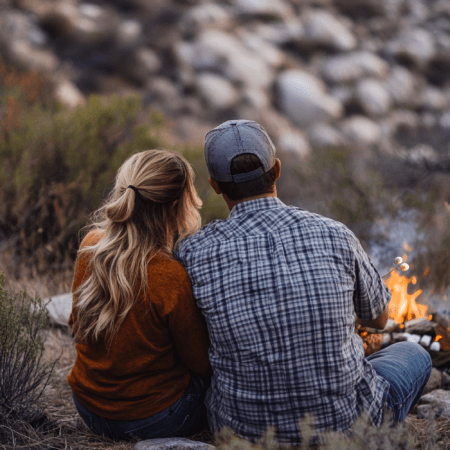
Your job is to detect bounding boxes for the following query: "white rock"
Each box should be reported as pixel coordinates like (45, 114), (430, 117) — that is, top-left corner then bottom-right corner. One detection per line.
(249, 19), (304, 46)
(181, 3), (233, 34)
(430, 341), (441, 352)
(302, 9), (357, 51)
(45, 293), (73, 326)
(422, 86), (448, 110)
(196, 73), (239, 110)
(357, 78), (392, 116)
(54, 80), (87, 109)
(386, 27), (436, 67)
(308, 123), (346, 148)
(185, 30), (273, 89)
(134, 438), (216, 450)
(322, 52), (389, 83)
(9, 40), (58, 72)
(384, 66), (417, 106)
(420, 335), (432, 347)
(440, 112), (450, 129)
(277, 131), (311, 159)
(419, 389), (450, 419)
(0, 11), (47, 46)
(241, 87), (270, 110)
(405, 144), (439, 166)
(79, 3), (104, 20)
(341, 116), (382, 146)
(117, 19), (143, 47)
(233, 0), (295, 21)
(134, 47), (162, 75)
(406, 334), (421, 343)
(277, 70), (344, 127)
(238, 31), (285, 68)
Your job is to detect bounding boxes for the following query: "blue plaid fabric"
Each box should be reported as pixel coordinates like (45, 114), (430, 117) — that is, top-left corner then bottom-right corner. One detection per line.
(176, 197), (391, 443)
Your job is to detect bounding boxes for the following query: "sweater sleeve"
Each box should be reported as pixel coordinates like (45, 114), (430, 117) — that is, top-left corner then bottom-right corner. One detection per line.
(168, 271), (212, 377)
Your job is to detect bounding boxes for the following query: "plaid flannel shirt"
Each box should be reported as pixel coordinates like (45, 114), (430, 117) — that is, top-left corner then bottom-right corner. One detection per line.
(176, 197), (391, 443)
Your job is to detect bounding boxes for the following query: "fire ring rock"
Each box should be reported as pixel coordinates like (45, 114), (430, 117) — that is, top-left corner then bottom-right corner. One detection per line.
(134, 438), (216, 450)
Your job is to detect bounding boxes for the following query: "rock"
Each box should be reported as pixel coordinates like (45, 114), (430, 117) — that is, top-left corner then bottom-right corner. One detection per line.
(383, 66), (418, 106)
(178, 30), (273, 89)
(277, 69), (343, 127)
(116, 19), (143, 48)
(382, 319), (398, 333)
(196, 73), (239, 110)
(404, 144), (439, 168)
(421, 86), (448, 111)
(45, 293), (72, 326)
(308, 123), (346, 148)
(241, 87), (270, 110)
(144, 77), (183, 115)
(404, 317), (437, 335)
(418, 389), (450, 419)
(405, 0), (430, 23)
(120, 47), (161, 85)
(424, 368), (443, 394)
(341, 115), (382, 146)
(440, 112), (450, 129)
(333, 0), (387, 17)
(8, 40), (58, 72)
(54, 79), (87, 108)
(277, 131), (311, 159)
(233, 0), (295, 21)
(249, 19), (304, 46)
(421, 112), (437, 129)
(356, 79), (392, 116)
(386, 27), (436, 67)
(302, 9), (357, 51)
(0, 10), (48, 47)
(442, 371), (450, 390)
(181, 3), (233, 35)
(238, 31), (285, 68)
(134, 438), (216, 450)
(322, 51), (389, 84)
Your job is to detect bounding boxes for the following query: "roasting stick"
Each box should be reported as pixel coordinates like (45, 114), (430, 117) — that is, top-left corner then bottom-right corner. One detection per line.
(382, 256), (409, 278)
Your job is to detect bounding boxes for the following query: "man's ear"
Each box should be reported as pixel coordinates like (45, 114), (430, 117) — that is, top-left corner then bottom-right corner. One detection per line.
(273, 158), (281, 181)
(208, 177), (222, 194)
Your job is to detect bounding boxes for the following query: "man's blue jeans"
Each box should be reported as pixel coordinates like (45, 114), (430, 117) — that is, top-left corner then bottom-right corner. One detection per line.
(367, 341), (432, 423)
(72, 372), (210, 441)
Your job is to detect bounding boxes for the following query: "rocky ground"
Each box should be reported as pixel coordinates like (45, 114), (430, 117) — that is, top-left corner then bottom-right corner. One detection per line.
(1, 0), (450, 168)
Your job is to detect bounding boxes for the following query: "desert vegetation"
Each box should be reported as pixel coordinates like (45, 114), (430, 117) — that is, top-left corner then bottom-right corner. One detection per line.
(0, 52), (449, 449)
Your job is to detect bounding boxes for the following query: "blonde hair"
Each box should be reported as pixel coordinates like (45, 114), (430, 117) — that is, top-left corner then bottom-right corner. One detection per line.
(72, 149), (202, 344)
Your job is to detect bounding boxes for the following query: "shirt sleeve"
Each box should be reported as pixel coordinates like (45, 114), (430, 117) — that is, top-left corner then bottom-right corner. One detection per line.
(168, 273), (212, 377)
(346, 229), (392, 321)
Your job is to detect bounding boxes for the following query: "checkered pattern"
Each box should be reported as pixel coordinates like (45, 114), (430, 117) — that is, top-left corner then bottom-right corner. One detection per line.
(176, 198), (391, 443)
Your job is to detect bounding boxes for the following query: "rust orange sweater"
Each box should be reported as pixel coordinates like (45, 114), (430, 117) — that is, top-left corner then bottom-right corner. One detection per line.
(67, 229), (212, 420)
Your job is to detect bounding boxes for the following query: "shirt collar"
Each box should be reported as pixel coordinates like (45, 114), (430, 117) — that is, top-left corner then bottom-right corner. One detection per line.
(228, 197), (285, 219)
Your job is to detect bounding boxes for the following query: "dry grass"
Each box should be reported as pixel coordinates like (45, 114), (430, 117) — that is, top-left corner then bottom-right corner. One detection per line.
(1, 266), (449, 450)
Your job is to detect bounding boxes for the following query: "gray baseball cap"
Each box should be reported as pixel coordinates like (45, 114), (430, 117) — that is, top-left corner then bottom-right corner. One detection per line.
(204, 120), (276, 183)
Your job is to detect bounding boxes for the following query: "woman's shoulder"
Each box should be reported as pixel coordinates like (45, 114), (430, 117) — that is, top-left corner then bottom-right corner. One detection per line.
(80, 228), (104, 248)
(150, 254), (191, 288)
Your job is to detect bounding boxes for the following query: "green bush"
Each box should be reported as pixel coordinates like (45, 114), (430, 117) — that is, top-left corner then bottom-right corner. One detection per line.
(0, 271), (57, 430)
(0, 58), (227, 275)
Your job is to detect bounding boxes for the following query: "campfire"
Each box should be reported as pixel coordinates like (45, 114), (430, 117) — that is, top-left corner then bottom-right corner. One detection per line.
(357, 253), (450, 368)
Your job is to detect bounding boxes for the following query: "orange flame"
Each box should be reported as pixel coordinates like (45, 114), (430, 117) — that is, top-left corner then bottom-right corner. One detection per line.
(385, 270), (427, 323)
(435, 335), (443, 342)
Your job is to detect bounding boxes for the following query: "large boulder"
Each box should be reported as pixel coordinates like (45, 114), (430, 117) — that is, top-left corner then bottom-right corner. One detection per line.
(308, 123), (346, 148)
(277, 70), (344, 127)
(277, 130), (311, 159)
(135, 438), (216, 450)
(196, 73), (239, 110)
(322, 52), (389, 83)
(181, 3), (234, 35)
(232, 0), (295, 21)
(54, 79), (87, 109)
(383, 66), (418, 107)
(356, 78), (392, 116)
(301, 9), (357, 51)
(249, 19), (304, 46)
(45, 293), (73, 326)
(175, 30), (273, 89)
(418, 389), (450, 419)
(341, 115), (382, 146)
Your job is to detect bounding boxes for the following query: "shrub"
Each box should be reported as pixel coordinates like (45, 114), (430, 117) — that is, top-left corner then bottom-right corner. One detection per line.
(0, 271), (57, 431)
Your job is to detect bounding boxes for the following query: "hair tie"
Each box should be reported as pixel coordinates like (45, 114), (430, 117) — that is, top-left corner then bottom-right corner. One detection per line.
(127, 185), (139, 194)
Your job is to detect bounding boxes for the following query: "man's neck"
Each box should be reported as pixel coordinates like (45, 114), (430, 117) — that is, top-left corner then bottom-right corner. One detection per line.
(224, 191), (277, 212)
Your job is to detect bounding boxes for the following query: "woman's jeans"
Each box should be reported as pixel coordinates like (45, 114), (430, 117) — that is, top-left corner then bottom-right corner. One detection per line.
(72, 372), (210, 441)
(367, 341), (432, 423)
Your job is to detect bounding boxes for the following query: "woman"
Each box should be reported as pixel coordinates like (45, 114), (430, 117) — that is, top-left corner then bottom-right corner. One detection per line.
(68, 149), (212, 441)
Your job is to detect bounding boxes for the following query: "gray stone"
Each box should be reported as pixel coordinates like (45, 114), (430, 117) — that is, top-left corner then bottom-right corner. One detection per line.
(196, 73), (239, 110)
(241, 87), (270, 110)
(404, 317), (437, 335)
(120, 47), (161, 84)
(233, 0), (295, 21)
(419, 389), (450, 419)
(134, 438), (216, 450)
(277, 70), (343, 127)
(442, 371), (450, 390)
(341, 116), (382, 146)
(9, 40), (58, 72)
(45, 293), (73, 326)
(181, 3), (233, 35)
(54, 79), (87, 109)
(322, 51), (389, 83)
(238, 31), (285, 68)
(277, 131), (311, 159)
(249, 19), (304, 46)
(404, 144), (439, 167)
(424, 368), (442, 394)
(384, 66), (417, 106)
(308, 123), (346, 148)
(302, 9), (357, 51)
(116, 19), (143, 48)
(357, 78), (392, 116)
(0, 10), (48, 47)
(421, 86), (448, 111)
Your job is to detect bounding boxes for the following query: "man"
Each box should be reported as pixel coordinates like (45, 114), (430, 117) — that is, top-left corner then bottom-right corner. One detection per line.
(176, 120), (432, 444)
